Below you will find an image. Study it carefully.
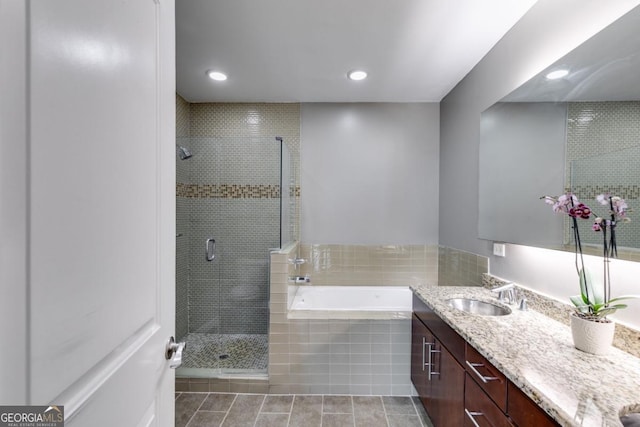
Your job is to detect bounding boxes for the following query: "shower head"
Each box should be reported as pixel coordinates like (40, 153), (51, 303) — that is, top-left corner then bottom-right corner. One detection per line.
(176, 145), (192, 160)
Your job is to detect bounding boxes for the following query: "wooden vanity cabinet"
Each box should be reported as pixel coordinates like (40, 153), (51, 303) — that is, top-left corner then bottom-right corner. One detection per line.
(412, 296), (465, 426)
(507, 382), (558, 427)
(465, 343), (507, 411)
(464, 374), (513, 427)
(411, 295), (560, 427)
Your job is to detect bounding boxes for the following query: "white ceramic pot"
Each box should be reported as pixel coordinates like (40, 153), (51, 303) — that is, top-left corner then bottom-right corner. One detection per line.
(570, 314), (615, 355)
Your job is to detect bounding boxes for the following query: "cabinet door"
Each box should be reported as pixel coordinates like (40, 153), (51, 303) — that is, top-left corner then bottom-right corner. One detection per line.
(465, 374), (513, 427)
(430, 338), (465, 426)
(411, 315), (431, 407)
(507, 382), (559, 427)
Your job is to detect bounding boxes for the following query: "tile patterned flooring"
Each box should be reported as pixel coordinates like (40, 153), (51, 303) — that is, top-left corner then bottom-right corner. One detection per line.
(176, 393), (433, 427)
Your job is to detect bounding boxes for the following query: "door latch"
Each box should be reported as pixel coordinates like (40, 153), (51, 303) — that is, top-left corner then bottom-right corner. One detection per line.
(165, 336), (186, 369)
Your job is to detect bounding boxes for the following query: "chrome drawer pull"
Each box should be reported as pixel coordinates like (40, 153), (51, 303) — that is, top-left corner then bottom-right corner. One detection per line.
(466, 360), (499, 383)
(422, 337), (426, 371)
(428, 343), (440, 380)
(465, 409), (483, 427)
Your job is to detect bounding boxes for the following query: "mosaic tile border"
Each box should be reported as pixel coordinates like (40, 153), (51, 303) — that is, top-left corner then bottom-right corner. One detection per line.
(176, 183), (301, 199)
(567, 185), (640, 200)
(482, 273), (640, 358)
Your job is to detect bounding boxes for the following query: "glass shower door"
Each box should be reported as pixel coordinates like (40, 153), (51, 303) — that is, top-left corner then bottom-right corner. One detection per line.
(176, 136), (287, 378)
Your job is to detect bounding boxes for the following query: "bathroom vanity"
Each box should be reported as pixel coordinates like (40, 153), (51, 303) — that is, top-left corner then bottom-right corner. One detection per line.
(412, 294), (556, 426)
(410, 285), (640, 427)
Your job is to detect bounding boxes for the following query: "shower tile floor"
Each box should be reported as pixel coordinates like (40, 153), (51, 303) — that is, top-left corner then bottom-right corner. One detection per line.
(175, 393), (434, 427)
(181, 333), (268, 371)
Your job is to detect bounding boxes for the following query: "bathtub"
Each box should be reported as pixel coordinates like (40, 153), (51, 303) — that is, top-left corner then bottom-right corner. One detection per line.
(287, 285), (412, 319)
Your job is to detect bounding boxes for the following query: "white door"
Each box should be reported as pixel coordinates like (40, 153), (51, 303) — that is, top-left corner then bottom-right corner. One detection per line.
(0, 0), (176, 425)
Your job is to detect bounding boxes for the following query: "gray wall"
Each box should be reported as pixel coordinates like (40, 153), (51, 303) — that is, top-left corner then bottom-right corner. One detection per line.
(440, 0), (639, 256)
(478, 102), (566, 247)
(440, 0), (640, 329)
(301, 103), (439, 244)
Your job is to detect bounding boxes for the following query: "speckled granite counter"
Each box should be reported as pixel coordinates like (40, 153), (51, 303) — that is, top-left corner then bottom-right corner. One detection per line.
(411, 284), (640, 427)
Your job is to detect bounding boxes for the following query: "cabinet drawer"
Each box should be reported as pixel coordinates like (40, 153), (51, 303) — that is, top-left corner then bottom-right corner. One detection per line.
(413, 294), (465, 364)
(465, 343), (507, 411)
(507, 382), (559, 427)
(464, 374), (513, 427)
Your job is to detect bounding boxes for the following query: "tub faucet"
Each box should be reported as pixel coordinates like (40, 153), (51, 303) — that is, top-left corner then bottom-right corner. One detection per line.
(491, 282), (517, 305)
(290, 275), (311, 284)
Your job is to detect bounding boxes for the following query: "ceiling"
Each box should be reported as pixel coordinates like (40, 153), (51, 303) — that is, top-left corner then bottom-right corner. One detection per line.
(502, 4), (640, 102)
(176, 0), (538, 103)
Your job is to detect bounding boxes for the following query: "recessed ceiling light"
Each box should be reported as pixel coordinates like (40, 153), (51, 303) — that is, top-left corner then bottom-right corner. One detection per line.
(348, 70), (367, 81)
(207, 70), (228, 81)
(545, 69), (569, 80)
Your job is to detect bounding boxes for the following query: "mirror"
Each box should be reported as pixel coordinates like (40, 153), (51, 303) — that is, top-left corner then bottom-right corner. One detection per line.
(479, 5), (640, 261)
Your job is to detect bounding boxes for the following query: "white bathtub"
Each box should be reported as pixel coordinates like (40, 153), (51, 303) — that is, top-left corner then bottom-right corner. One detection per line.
(287, 285), (412, 319)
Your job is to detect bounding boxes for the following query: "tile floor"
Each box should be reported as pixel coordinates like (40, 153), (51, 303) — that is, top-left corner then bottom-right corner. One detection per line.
(176, 393), (433, 427)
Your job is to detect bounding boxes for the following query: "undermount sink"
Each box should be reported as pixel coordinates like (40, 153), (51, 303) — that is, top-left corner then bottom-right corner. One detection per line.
(446, 298), (511, 316)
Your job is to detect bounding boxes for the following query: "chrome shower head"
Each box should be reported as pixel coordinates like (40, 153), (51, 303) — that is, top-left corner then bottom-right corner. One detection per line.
(176, 145), (192, 160)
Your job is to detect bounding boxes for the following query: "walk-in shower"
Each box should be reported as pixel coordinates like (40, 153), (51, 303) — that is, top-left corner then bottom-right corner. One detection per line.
(175, 136), (295, 378)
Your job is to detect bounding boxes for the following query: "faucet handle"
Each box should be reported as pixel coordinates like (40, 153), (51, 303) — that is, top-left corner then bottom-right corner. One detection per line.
(519, 296), (528, 311)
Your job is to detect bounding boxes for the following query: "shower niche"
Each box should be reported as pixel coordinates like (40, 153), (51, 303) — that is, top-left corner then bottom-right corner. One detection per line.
(175, 136), (295, 377)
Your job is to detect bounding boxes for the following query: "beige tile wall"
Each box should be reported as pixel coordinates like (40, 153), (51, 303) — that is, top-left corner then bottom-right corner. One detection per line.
(438, 246), (489, 286)
(298, 244), (438, 287)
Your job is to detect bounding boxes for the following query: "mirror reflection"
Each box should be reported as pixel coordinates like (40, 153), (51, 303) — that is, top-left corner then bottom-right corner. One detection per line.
(478, 6), (640, 261)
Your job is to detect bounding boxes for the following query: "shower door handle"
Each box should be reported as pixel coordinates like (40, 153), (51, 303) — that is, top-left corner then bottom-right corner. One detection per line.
(206, 237), (216, 261)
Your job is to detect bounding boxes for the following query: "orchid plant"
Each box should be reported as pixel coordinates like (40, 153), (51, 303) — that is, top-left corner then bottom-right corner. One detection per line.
(542, 192), (637, 321)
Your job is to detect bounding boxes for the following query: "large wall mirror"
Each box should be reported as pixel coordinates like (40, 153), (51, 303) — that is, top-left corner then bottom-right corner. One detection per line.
(479, 5), (640, 262)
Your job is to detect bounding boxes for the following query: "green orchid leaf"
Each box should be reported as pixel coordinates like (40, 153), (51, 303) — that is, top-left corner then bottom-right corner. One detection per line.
(608, 304), (628, 310)
(570, 295), (586, 308)
(608, 295), (640, 304)
(578, 268), (590, 305)
(593, 307), (619, 317)
(579, 268), (604, 305)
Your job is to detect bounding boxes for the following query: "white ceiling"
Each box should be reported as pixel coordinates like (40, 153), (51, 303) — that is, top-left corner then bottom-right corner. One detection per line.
(176, 0), (538, 103)
(502, 4), (640, 102)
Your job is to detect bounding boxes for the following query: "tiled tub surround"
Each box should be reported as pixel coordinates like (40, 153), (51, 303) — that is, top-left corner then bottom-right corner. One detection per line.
(270, 244), (415, 395)
(411, 284), (640, 426)
(437, 246), (489, 286)
(298, 244), (438, 286)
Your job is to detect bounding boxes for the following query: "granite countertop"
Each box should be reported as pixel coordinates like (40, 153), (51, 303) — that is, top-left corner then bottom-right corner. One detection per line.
(411, 284), (640, 427)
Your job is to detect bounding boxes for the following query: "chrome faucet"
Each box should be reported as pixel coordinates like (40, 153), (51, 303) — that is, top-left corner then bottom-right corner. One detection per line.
(491, 282), (517, 305)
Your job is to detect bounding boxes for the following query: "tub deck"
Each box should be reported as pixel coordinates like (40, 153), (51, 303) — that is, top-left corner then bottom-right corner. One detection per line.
(287, 285), (412, 320)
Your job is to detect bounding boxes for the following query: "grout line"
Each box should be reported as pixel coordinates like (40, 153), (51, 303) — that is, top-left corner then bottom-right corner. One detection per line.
(286, 395), (297, 427)
(252, 393), (267, 427)
(351, 395), (356, 427)
(218, 393), (238, 427)
(183, 392), (210, 427)
(380, 396), (390, 427)
(409, 396), (426, 427)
